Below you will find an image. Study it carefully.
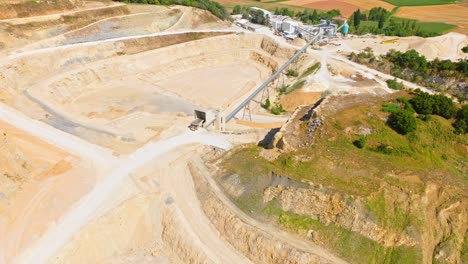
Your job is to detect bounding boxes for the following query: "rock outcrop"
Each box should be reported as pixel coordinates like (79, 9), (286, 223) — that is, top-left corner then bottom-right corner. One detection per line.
(190, 161), (341, 264)
(263, 185), (416, 247)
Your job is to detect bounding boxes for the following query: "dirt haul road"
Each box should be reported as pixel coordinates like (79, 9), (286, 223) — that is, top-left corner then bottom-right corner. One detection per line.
(0, 2), (126, 24)
(0, 4), (446, 263)
(0, 103), (114, 166)
(13, 130), (233, 264)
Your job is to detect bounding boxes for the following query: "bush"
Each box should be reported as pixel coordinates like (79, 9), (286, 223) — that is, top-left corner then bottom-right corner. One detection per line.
(388, 110), (417, 135)
(271, 102), (286, 115)
(263, 98), (271, 109)
(453, 105), (468, 134)
(113, 0), (229, 20)
(409, 91), (456, 119)
(278, 85), (289, 94)
(386, 78), (404, 90)
(462, 46), (468, 53)
(353, 136), (367, 148)
(432, 94), (457, 119)
(396, 97), (415, 113)
(409, 92), (434, 115)
(286, 69), (299, 77)
(382, 103), (401, 113)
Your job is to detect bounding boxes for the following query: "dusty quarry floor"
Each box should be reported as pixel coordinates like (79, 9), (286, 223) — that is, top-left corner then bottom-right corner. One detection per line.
(0, 2), (466, 264)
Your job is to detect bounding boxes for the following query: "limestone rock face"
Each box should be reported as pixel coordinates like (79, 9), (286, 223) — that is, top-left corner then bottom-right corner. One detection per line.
(264, 183), (467, 264)
(264, 185), (416, 247)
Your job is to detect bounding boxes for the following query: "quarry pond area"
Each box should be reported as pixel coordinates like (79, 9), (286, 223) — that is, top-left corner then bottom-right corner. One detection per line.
(0, 1), (467, 264)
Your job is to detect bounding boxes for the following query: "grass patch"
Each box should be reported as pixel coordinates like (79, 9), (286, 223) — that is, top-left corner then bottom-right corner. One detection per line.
(391, 17), (456, 34)
(222, 95), (467, 197)
(299, 62), (320, 78)
(285, 80), (306, 94)
(366, 194), (411, 232)
(462, 235), (468, 264)
(382, 103), (401, 113)
(384, 0), (457, 6)
(266, 204), (420, 264)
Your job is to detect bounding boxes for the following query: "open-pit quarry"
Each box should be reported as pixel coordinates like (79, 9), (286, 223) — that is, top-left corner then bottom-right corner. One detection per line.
(0, 1), (466, 264)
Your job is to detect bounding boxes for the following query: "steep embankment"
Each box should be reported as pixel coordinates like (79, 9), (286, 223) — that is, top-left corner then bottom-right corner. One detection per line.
(219, 93), (467, 264)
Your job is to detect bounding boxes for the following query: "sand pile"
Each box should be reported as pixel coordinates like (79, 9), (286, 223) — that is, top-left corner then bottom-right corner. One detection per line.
(409, 32), (468, 61)
(336, 32), (468, 61)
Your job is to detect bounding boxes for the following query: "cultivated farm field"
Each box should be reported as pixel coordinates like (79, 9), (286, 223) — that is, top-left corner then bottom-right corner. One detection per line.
(384, 0), (458, 6)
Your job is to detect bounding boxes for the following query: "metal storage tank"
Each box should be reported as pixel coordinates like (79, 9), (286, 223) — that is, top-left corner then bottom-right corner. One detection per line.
(342, 22), (349, 36)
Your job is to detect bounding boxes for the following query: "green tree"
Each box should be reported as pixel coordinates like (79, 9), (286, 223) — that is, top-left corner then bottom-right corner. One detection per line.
(353, 9), (361, 29)
(378, 13), (385, 30)
(453, 105), (468, 134)
(388, 110), (417, 135)
(232, 5), (241, 15)
(410, 92), (433, 115)
(432, 94), (457, 119)
(311, 9), (318, 22)
(249, 9), (270, 25)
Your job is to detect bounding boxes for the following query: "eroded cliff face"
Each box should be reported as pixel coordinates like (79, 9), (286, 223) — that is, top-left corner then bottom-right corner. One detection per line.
(419, 183), (467, 264)
(190, 161), (342, 264)
(263, 182), (467, 264)
(263, 186), (415, 247)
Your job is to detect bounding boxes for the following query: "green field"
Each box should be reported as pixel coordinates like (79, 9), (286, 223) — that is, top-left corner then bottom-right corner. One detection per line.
(359, 18), (455, 35)
(390, 17), (456, 34)
(384, 0), (458, 6)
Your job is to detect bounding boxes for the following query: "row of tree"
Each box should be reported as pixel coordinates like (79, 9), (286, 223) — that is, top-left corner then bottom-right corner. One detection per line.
(351, 7), (389, 30)
(232, 6), (342, 26)
(113, 0), (229, 20)
(231, 6), (270, 25)
(273, 7), (341, 25)
(349, 7), (440, 37)
(349, 48), (467, 101)
(386, 49), (468, 76)
(384, 91), (466, 135)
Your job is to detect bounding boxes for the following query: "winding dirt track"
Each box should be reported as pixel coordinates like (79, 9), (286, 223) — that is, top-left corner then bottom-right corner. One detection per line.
(0, 4), (442, 264)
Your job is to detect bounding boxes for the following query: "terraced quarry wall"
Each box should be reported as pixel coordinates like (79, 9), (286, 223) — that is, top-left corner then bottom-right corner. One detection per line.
(0, 33), (297, 154)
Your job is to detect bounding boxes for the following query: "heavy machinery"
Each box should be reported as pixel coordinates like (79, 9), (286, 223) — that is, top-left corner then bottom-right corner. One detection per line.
(189, 110), (215, 131)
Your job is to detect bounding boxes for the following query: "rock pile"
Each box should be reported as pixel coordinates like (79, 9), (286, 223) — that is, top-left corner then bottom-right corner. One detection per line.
(306, 116), (325, 137)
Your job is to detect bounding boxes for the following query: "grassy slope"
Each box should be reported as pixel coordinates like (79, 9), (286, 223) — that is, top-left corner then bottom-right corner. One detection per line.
(384, 0), (457, 6)
(224, 97), (467, 196)
(221, 94), (467, 263)
(264, 202), (420, 264)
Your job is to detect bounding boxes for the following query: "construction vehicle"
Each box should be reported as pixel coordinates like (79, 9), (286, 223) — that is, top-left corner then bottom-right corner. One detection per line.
(189, 110), (215, 131)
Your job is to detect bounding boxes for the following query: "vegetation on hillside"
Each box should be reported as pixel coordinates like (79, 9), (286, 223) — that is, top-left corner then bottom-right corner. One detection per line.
(275, 7), (341, 25)
(382, 89), (465, 137)
(221, 93), (467, 263)
(386, 78), (404, 90)
(349, 49), (468, 100)
(249, 8), (270, 25)
(453, 105), (468, 134)
(232, 5), (341, 26)
(113, 0), (229, 19)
